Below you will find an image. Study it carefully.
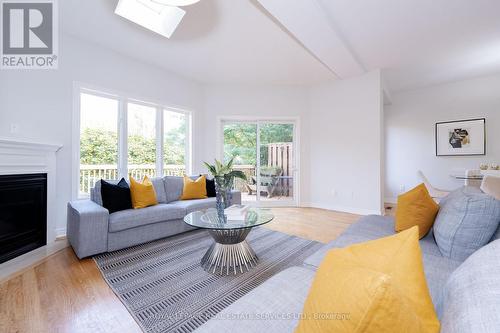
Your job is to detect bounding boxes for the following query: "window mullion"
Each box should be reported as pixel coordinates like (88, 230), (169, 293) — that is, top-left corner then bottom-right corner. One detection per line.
(156, 108), (164, 177)
(186, 113), (192, 175)
(118, 98), (128, 179)
(256, 122), (261, 202)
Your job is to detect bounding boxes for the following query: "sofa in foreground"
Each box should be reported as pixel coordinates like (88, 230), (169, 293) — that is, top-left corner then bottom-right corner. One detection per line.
(67, 176), (241, 259)
(195, 191), (500, 332)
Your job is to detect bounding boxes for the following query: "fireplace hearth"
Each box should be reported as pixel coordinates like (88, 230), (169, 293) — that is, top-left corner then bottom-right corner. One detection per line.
(0, 173), (47, 264)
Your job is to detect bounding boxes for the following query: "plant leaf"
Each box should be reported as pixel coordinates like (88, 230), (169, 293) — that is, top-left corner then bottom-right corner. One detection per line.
(203, 161), (217, 176)
(230, 170), (247, 180)
(226, 157), (234, 169)
(215, 159), (223, 175)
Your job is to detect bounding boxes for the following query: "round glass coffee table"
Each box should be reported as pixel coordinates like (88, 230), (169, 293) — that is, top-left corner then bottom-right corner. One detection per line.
(184, 208), (274, 275)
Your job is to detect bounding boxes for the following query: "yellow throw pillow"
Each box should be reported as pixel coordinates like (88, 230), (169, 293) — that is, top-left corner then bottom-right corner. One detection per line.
(129, 176), (158, 209)
(295, 227), (440, 333)
(395, 183), (439, 238)
(180, 175), (207, 200)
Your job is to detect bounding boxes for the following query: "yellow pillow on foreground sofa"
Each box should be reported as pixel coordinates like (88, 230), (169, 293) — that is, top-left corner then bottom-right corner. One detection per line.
(395, 183), (439, 238)
(129, 176), (158, 209)
(295, 226), (439, 333)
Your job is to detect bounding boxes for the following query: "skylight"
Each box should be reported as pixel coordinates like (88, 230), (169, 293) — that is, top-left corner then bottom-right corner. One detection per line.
(115, 0), (186, 39)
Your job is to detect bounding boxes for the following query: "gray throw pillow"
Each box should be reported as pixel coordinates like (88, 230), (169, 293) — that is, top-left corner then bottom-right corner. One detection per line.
(433, 187), (500, 261)
(441, 240), (500, 333)
(150, 177), (167, 203)
(164, 176), (184, 203)
(163, 175), (200, 202)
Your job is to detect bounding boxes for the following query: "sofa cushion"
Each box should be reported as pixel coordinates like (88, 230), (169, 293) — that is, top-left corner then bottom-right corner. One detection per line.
(108, 204), (185, 233)
(169, 197), (216, 214)
(304, 216), (445, 265)
(421, 252), (461, 319)
(304, 215), (395, 268)
(297, 227), (440, 333)
(100, 178), (132, 213)
(91, 179), (118, 206)
(441, 240), (500, 333)
(205, 177), (216, 197)
(303, 215), (459, 317)
(395, 183), (440, 238)
(180, 175), (207, 200)
(194, 266), (315, 333)
(91, 177), (167, 205)
(130, 176), (158, 209)
(433, 186), (500, 261)
(151, 177), (167, 203)
(164, 176), (185, 203)
(129, 176), (158, 209)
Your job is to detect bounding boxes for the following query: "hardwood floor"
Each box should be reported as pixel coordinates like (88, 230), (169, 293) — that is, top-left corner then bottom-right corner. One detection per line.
(265, 207), (361, 243)
(0, 207), (361, 333)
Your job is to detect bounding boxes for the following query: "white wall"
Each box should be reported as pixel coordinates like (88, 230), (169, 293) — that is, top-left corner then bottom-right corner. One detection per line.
(200, 84), (310, 203)
(385, 73), (500, 202)
(0, 35), (203, 237)
(308, 70), (384, 215)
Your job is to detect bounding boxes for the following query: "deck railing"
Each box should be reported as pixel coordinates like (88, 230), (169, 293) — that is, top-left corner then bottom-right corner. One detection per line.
(232, 165), (255, 192)
(80, 164), (185, 195)
(80, 164), (291, 197)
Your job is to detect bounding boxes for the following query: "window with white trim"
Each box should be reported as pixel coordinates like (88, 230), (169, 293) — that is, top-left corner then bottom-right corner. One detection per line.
(78, 88), (191, 197)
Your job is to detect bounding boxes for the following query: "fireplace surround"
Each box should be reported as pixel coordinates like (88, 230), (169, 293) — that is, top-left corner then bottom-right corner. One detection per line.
(0, 138), (62, 264)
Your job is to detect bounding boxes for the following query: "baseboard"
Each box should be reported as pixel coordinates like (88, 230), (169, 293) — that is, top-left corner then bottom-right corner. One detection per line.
(55, 227), (67, 239)
(384, 197), (398, 204)
(301, 202), (382, 216)
(0, 238), (69, 284)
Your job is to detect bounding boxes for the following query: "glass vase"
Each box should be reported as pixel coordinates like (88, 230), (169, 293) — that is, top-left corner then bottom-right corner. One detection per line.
(215, 178), (233, 223)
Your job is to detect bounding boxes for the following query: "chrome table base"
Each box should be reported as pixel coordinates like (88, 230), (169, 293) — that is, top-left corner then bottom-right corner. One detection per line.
(201, 228), (258, 275)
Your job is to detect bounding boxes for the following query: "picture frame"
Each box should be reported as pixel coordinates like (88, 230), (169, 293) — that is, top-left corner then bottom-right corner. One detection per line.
(435, 118), (486, 156)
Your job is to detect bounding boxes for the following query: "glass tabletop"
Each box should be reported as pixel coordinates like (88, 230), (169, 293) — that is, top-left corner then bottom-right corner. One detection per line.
(450, 174), (484, 180)
(184, 208), (274, 230)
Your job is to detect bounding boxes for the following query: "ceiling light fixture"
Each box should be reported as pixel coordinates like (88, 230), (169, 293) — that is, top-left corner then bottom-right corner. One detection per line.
(150, 0), (201, 7)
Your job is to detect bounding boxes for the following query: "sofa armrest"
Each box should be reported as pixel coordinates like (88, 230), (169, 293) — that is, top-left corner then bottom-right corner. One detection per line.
(67, 199), (109, 259)
(231, 190), (242, 205)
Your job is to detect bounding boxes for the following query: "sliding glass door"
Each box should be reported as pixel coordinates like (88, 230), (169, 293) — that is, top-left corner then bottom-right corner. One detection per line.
(222, 120), (297, 206)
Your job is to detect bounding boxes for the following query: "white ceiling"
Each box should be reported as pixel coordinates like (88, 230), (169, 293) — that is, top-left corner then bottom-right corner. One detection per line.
(61, 0), (335, 85)
(62, 0), (500, 91)
(318, 0), (500, 91)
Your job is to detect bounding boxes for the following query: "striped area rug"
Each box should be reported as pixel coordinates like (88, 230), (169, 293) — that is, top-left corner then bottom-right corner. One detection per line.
(94, 227), (322, 333)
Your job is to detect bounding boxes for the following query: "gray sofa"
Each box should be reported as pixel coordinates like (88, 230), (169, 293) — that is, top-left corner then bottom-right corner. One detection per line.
(67, 176), (241, 259)
(195, 215), (500, 333)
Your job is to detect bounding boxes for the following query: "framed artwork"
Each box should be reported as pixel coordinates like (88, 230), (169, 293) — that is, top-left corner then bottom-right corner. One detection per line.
(435, 118), (486, 156)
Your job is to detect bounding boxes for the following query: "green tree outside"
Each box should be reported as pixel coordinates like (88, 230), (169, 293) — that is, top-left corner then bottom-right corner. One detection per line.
(80, 123), (186, 166)
(223, 123), (293, 165)
(81, 122), (292, 166)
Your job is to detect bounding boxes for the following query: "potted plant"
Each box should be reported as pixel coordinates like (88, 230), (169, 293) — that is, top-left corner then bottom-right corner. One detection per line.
(204, 158), (247, 221)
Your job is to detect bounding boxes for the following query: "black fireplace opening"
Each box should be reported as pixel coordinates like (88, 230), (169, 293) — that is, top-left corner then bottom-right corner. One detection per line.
(0, 173), (47, 264)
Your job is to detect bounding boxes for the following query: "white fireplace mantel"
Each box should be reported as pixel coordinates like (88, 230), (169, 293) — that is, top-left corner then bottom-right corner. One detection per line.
(0, 137), (63, 244)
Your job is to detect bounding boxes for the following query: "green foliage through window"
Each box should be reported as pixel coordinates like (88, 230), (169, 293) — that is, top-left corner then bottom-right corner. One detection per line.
(80, 123), (187, 166)
(223, 123), (293, 165)
(80, 128), (118, 164)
